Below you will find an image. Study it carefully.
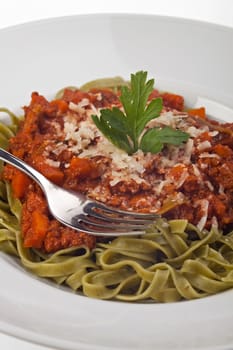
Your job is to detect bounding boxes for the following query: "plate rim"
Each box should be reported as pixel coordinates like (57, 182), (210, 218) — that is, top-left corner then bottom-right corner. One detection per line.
(0, 12), (233, 350)
(0, 12), (233, 34)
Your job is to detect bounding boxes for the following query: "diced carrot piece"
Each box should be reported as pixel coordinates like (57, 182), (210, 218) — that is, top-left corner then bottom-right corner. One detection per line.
(33, 156), (64, 185)
(41, 165), (64, 184)
(68, 156), (99, 179)
(213, 144), (233, 158)
(163, 183), (176, 194)
(161, 92), (184, 111)
(11, 171), (31, 198)
(50, 99), (69, 113)
(168, 164), (187, 181)
(23, 210), (49, 248)
(32, 210), (49, 235)
(188, 107), (206, 119)
(198, 131), (212, 142)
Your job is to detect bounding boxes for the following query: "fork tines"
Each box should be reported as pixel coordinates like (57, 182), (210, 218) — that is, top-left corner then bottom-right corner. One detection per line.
(71, 201), (159, 237)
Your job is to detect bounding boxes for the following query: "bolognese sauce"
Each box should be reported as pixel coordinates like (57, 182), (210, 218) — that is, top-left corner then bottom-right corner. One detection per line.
(3, 87), (233, 253)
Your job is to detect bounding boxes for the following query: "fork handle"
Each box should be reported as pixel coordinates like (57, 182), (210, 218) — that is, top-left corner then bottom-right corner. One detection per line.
(0, 148), (50, 190)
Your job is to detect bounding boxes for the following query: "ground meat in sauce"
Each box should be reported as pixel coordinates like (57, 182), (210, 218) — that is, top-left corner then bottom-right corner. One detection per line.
(3, 88), (233, 253)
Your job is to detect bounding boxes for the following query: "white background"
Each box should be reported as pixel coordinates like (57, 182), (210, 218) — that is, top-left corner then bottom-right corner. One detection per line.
(0, 0), (233, 29)
(0, 0), (232, 349)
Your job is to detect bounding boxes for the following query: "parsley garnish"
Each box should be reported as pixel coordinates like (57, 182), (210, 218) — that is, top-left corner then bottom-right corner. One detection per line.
(92, 71), (189, 154)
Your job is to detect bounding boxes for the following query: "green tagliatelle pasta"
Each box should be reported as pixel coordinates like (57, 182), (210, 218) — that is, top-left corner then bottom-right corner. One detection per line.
(82, 221), (233, 301)
(0, 167), (233, 302)
(55, 76), (130, 99)
(0, 91), (233, 303)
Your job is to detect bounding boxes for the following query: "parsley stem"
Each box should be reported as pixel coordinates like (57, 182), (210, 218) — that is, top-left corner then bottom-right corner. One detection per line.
(133, 138), (139, 153)
(92, 71), (189, 155)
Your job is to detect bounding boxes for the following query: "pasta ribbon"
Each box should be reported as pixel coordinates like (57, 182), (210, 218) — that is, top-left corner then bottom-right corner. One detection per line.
(0, 101), (233, 303)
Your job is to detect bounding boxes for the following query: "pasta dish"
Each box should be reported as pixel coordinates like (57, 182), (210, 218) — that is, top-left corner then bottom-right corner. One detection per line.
(0, 71), (233, 302)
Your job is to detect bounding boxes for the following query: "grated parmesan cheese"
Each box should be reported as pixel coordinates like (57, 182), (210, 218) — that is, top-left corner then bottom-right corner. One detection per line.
(196, 199), (209, 231)
(183, 138), (194, 164)
(148, 110), (188, 129)
(197, 141), (211, 151)
(187, 126), (208, 137)
(41, 99), (224, 227)
(192, 164), (201, 177)
(199, 153), (220, 159)
(45, 159), (60, 168)
(69, 99), (90, 114)
(219, 184), (225, 194)
(205, 181), (214, 191)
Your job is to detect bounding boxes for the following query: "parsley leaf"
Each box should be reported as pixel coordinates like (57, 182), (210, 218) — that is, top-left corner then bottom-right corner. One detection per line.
(92, 71), (189, 155)
(140, 126), (190, 153)
(119, 71), (163, 151)
(92, 113), (132, 154)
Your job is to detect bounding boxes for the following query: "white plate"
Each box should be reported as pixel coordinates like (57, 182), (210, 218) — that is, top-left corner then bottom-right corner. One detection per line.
(0, 14), (233, 350)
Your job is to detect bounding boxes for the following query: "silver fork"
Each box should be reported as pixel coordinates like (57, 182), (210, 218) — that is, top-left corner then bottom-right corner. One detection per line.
(0, 148), (159, 237)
